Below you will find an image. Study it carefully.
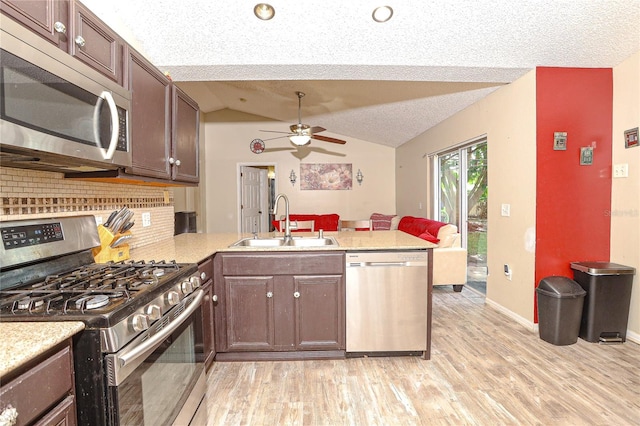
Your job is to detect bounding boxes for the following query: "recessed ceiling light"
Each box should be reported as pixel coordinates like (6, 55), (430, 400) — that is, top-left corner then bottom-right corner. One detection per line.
(372, 6), (393, 23)
(254, 3), (275, 20)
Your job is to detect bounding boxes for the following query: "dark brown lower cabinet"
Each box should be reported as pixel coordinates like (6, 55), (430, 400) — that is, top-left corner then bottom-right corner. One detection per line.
(0, 340), (77, 426)
(214, 252), (345, 360)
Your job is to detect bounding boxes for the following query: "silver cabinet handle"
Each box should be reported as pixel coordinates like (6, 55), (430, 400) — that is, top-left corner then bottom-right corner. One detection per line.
(200, 272), (207, 280)
(54, 21), (67, 34)
(212, 294), (218, 302)
(293, 291), (300, 298)
(74, 35), (85, 47)
(266, 291), (273, 298)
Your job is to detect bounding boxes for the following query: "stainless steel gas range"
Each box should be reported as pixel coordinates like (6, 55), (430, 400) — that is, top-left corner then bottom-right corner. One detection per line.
(0, 216), (207, 425)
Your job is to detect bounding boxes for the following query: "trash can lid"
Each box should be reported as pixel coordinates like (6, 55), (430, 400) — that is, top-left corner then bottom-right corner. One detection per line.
(570, 262), (636, 276)
(536, 276), (586, 298)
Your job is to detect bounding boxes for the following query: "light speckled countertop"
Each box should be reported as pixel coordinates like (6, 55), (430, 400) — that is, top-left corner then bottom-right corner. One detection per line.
(130, 230), (436, 264)
(0, 321), (84, 378)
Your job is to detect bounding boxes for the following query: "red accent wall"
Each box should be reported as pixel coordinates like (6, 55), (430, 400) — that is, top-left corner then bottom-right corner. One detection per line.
(535, 67), (613, 321)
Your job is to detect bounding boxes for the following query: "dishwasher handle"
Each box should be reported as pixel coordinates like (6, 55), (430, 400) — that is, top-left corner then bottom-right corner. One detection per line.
(348, 261), (409, 267)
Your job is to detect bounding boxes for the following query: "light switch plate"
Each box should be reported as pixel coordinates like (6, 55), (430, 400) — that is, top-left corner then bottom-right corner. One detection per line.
(142, 212), (151, 227)
(501, 204), (511, 217)
(613, 163), (629, 178)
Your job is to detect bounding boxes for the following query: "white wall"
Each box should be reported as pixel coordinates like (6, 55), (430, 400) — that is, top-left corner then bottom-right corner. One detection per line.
(611, 51), (640, 340)
(201, 109), (396, 233)
(397, 71), (538, 326)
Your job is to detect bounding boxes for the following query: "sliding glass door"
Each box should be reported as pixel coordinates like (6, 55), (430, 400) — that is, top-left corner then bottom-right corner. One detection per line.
(435, 139), (488, 293)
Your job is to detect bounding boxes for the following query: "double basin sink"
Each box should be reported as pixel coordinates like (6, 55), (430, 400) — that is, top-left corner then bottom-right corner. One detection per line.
(230, 236), (338, 248)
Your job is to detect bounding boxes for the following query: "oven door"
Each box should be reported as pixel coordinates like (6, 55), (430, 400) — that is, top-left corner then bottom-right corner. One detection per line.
(106, 290), (206, 426)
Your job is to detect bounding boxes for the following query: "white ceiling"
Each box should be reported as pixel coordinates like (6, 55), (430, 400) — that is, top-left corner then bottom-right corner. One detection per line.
(89, 0), (640, 148)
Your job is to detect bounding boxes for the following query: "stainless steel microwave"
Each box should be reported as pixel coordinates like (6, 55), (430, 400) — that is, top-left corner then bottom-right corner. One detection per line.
(0, 16), (131, 173)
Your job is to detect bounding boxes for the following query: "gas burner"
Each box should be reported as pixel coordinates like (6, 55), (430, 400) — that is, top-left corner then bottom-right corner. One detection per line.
(76, 294), (110, 310)
(17, 297), (44, 310)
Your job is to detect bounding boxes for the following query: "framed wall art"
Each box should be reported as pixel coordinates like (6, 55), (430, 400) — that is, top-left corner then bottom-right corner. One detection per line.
(300, 163), (353, 190)
(624, 127), (638, 149)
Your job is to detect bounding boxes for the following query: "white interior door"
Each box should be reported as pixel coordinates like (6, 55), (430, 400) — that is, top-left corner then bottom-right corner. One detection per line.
(241, 166), (266, 233)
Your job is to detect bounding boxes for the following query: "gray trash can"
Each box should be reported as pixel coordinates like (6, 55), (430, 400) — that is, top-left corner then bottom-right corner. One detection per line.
(536, 276), (586, 345)
(570, 262), (636, 343)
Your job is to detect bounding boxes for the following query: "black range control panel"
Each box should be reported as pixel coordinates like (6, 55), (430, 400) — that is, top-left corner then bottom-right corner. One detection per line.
(1, 222), (64, 250)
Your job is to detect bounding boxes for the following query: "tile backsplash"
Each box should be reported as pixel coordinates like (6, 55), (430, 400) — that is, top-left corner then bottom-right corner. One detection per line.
(0, 167), (175, 248)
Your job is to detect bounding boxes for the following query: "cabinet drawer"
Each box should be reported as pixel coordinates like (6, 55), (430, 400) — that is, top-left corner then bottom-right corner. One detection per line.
(198, 257), (214, 283)
(222, 252), (344, 275)
(0, 344), (74, 426)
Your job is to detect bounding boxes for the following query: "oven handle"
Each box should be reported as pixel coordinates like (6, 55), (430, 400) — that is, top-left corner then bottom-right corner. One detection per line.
(118, 289), (204, 369)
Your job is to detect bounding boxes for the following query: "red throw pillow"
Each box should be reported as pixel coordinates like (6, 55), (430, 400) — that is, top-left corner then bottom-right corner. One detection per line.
(418, 231), (440, 243)
(370, 213), (396, 230)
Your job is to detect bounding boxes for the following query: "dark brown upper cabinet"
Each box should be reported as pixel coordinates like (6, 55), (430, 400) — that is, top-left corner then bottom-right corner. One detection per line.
(126, 47), (200, 184)
(69, 1), (122, 85)
(0, 0), (70, 51)
(171, 86), (199, 183)
(126, 46), (172, 180)
(2, 0), (123, 84)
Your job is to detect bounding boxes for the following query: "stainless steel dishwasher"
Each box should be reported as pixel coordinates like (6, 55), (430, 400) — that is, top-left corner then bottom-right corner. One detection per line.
(346, 250), (429, 354)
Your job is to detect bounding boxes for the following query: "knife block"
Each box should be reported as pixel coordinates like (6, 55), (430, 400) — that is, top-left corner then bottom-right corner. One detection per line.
(93, 225), (131, 263)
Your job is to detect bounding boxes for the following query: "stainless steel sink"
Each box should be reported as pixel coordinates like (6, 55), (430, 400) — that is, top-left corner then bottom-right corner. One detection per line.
(230, 236), (338, 248)
(230, 238), (287, 247)
(287, 237), (338, 247)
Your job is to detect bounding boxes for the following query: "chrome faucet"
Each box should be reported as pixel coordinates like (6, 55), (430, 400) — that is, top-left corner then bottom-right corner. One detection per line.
(273, 193), (291, 240)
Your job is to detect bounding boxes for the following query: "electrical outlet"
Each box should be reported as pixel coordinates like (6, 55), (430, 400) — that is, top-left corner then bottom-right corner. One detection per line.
(613, 163), (629, 178)
(142, 212), (151, 227)
(95, 216), (103, 225)
(501, 204), (511, 217)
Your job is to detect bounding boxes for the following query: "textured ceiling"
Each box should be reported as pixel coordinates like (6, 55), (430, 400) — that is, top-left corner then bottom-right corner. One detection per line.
(86, 0), (640, 148)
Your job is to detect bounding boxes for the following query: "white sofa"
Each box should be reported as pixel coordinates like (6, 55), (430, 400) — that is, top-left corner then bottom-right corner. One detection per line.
(388, 216), (468, 292)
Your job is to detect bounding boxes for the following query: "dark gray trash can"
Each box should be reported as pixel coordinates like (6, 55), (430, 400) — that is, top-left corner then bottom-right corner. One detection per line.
(570, 262), (636, 343)
(536, 276), (586, 345)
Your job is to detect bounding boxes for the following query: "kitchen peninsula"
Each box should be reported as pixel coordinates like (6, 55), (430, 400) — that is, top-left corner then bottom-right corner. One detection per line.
(131, 230), (435, 361)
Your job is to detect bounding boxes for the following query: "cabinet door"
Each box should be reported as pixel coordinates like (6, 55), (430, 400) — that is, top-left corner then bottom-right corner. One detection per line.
(126, 47), (172, 179)
(69, 1), (122, 84)
(171, 86), (199, 183)
(34, 395), (76, 426)
(225, 276), (275, 351)
(294, 275), (345, 350)
(0, 0), (69, 50)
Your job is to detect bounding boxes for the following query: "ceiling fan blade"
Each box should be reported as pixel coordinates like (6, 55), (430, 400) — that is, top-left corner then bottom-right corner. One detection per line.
(311, 134), (347, 145)
(310, 126), (326, 134)
(261, 135), (291, 141)
(263, 147), (296, 153)
(260, 129), (291, 134)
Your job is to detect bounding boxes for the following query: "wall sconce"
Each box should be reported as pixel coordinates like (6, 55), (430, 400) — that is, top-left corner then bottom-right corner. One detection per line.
(356, 169), (364, 185)
(289, 169), (297, 186)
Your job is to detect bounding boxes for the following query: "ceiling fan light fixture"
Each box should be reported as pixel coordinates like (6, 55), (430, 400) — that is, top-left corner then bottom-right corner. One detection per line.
(372, 6), (393, 23)
(254, 3), (275, 20)
(289, 134), (311, 146)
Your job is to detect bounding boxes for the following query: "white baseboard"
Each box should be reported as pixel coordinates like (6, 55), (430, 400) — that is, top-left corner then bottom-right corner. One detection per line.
(485, 297), (537, 333)
(625, 330), (640, 345)
(485, 297), (640, 345)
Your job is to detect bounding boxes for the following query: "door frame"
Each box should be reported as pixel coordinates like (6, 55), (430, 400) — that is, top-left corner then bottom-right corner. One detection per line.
(236, 162), (278, 233)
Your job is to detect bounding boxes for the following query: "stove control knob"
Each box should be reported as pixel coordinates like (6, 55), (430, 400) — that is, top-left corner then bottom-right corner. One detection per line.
(189, 276), (201, 288)
(146, 304), (162, 321)
(166, 290), (180, 306)
(131, 314), (149, 332)
(181, 280), (193, 294)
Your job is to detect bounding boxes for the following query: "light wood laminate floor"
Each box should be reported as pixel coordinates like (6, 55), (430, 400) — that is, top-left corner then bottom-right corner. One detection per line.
(195, 287), (640, 425)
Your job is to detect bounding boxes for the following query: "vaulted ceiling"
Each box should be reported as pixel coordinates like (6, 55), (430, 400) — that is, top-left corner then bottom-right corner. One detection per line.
(87, 0), (640, 148)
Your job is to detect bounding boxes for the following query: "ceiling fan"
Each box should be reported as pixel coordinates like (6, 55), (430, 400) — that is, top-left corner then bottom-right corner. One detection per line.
(259, 91), (346, 146)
